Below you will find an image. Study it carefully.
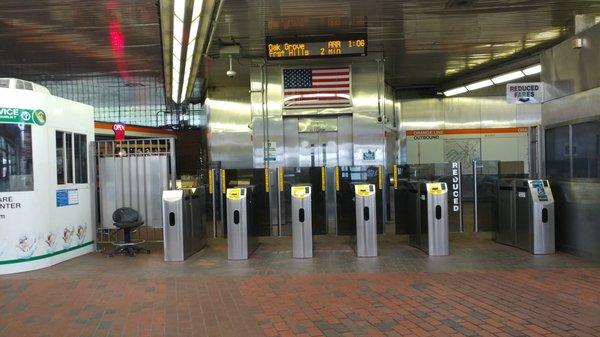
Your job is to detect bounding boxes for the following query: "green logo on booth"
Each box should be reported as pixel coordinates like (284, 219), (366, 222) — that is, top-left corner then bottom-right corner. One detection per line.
(0, 107), (47, 126)
(33, 110), (47, 126)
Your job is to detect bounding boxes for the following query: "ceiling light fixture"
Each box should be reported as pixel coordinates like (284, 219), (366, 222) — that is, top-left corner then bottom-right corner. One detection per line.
(466, 79), (494, 91)
(160, 0), (217, 104)
(491, 70), (525, 84)
(444, 87), (469, 97)
(522, 64), (542, 76)
(443, 64), (541, 97)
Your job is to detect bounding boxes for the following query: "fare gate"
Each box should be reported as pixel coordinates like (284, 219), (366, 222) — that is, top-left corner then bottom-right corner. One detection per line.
(496, 179), (555, 254)
(291, 185), (313, 258)
(162, 187), (207, 262)
(354, 184), (378, 257)
(226, 187), (259, 260)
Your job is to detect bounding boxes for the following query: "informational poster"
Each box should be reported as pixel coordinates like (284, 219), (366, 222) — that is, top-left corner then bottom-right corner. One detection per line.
(506, 83), (544, 104)
(56, 189), (79, 207)
(265, 141), (277, 161)
(444, 139), (481, 173)
(354, 146), (383, 165)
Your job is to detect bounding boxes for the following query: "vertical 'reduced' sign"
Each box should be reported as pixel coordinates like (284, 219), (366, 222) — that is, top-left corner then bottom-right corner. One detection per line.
(451, 162), (462, 213)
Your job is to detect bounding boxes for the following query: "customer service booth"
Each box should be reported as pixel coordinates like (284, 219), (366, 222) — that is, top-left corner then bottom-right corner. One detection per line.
(0, 79), (95, 274)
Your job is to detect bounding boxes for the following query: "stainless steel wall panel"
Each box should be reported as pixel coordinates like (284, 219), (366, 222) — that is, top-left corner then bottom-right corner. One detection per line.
(444, 97), (482, 130)
(253, 117), (266, 168)
(400, 99), (444, 130)
(338, 115), (354, 167)
(266, 66), (284, 118)
(479, 97), (517, 129)
(517, 104), (542, 127)
(542, 86), (600, 127)
(206, 86), (253, 169)
(269, 116), (285, 168)
(399, 96), (541, 131)
(283, 117), (299, 167)
(552, 179), (600, 262)
(542, 24), (600, 102)
(384, 84), (396, 128)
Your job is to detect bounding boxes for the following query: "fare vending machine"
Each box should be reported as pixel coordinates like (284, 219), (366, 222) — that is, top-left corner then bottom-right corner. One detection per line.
(291, 185), (313, 258)
(519, 180), (555, 254)
(354, 184), (378, 257)
(496, 179), (555, 254)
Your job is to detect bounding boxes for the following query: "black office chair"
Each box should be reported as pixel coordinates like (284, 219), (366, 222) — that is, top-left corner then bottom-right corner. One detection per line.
(109, 207), (150, 257)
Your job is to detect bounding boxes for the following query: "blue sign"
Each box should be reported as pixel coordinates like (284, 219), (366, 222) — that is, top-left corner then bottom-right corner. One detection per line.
(56, 189), (79, 207)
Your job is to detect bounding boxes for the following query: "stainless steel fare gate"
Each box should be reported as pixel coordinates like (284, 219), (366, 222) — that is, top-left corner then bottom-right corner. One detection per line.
(226, 187), (259, 260)
(354, 184), (377, 257)
(291, 185), (312, 258)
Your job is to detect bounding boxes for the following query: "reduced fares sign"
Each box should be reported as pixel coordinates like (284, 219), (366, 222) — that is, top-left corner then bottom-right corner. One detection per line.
(506, 83), (544, 104)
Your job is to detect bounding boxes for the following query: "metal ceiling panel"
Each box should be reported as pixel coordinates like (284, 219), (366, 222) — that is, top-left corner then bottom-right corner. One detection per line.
(205, 0), (600, 89)
(0, 0), (163, 81)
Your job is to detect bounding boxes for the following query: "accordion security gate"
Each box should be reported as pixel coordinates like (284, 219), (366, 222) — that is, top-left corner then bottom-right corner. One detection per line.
(94, 139), (176, 249)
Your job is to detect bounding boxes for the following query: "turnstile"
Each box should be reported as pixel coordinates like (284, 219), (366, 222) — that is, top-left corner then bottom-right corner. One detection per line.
(226, 187), (259, 260)
(406, 182), (449, 256)
(337, 166), (384, 235)
(496, 179), (555, 254)
(282, 167), (327, 236)
(291, 185), (312, 258)
(162, 187), (207, 262)
(425, 183), (449, 256)
(354, 184), (377, 257)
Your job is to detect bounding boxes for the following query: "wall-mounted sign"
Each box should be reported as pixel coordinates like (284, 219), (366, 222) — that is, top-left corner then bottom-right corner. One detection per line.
(507, 83), (544, 104)
(0, 108), (46, 126)
(112, 122), (126, 140)
(266, 34), (367, 60)
(56, 189), (79, 207)
(265, 141), (277, 161)
(450, 162), (462, 213)
(363, 150), (376, 161)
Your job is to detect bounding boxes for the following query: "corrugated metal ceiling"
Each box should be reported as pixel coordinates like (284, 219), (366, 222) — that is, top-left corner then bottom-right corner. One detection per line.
(207, 0), (600, 88)
(0, 0), (599, 90)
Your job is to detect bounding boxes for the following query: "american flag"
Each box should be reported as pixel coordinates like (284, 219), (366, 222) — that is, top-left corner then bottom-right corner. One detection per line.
(283, 67), (352, 108)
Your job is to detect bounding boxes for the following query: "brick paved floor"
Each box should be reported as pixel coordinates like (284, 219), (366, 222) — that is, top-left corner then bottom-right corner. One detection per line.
(0, 236), (599, 337)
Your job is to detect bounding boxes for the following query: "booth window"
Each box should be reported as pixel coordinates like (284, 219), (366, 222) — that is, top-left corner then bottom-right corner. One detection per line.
(74, 134), (88, 183)
(0, 124), (34, 192)
(56, 131), (88, 185)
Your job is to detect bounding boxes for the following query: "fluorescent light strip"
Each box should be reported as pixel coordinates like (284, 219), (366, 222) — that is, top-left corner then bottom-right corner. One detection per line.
(174, 0), (186, 20)
(443, 64), (541, 97)
(491, 70), (525, 84)
(444, 87), (468, 97)
(170, 0), (205, 104)
(466, 79), (493, 91)
(523, 64), (541, 76)
(192, 0), (204, 21)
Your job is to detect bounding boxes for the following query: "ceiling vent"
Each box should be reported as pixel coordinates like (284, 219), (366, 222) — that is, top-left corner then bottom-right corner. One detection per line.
(446, 0), (478, 9)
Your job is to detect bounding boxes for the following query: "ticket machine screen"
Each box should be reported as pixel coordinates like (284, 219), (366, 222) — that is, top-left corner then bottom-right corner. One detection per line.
(530, 180), (548, 202)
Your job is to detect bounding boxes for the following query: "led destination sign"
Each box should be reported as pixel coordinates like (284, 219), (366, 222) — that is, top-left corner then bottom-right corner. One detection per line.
(266, 34), (367, 60)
